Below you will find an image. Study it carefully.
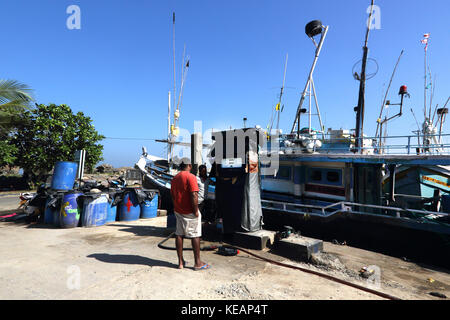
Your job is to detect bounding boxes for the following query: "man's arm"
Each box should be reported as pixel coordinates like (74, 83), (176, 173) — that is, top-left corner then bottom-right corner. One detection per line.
(191, 191), (199, 217)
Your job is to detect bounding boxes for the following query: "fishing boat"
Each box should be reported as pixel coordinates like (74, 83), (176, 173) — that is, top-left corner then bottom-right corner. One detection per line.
(259, 1), (450, 240)
(137, 3), (450, 245)
(136, 147), (216, 213)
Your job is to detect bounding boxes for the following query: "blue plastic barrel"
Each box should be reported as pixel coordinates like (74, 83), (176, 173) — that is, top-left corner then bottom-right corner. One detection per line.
(81, 194), (108, 227)
(140, 193), (158, 219)
(44, 193), (64, 225)
(59, 192), (83, 228)
(51, 161), (78, 191)
(118, 191), (140, 221)
(105, 191), (118, 223)
(44, 198), (57, 224)
(106, 204), (117, 224)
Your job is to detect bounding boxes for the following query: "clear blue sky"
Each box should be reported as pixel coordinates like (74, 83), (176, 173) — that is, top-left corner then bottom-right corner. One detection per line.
(1, 0), (449, 167)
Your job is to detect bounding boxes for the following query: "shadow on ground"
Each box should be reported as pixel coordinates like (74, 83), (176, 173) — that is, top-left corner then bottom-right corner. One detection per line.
(106, 224), (173, 238)
(87, 253), (177, 269)
(106, 223), (225, 244)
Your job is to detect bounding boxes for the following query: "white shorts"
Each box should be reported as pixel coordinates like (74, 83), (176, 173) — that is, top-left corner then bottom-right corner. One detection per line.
(175, 212), (202, 238)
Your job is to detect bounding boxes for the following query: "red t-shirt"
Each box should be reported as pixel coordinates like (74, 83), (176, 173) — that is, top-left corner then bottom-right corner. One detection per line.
(171, 170), (199, 214)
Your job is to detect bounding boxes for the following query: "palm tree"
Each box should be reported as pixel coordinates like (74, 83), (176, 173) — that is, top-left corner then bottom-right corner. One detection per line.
(0, 79), (34, 130)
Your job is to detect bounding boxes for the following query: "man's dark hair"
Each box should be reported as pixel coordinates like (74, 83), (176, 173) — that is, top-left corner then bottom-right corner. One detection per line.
(199, 165), (207, 172)
(179, 163), (188, 170)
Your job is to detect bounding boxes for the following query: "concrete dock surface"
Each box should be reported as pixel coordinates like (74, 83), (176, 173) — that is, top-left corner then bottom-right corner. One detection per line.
(0, 216), (449, 300)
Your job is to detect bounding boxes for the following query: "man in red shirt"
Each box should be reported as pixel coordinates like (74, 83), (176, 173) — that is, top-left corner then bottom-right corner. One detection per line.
(170, 158), (210, 271)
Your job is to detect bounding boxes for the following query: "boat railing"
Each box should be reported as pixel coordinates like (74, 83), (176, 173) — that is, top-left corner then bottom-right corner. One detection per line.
(273, 133), (450, 156)
(261, 199), (449, 222)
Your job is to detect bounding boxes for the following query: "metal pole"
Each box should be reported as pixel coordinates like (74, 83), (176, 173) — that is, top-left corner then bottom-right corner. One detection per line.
(424, 47), (427, 120)
(308, 81), (312, 134)
(177, 57), (189, 113)
(429, 72), (435, 120)
(276, 53), (288, 131)
(291, 26), (329, 134)
(375, 50), (404, 138)
(355, 0), (375, 153)
(310, 77), (325, 139)
(172, 12), (177, 113)
(379, 122), (383, 154)
(407, 136), (411, 155)
(168, 91), (171, 162)
(439, 113), (446, 145)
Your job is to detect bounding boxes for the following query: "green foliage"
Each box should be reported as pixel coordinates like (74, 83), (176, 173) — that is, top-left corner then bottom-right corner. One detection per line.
(0, 134), (17, 167)
(13, 104), (105, 184)
(0, 79), (34, 131)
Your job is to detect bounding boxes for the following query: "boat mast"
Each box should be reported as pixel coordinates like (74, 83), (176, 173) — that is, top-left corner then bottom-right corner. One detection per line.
(173, 12), (177, 114)
(420, 33), (432, 152)
(167, 91), (171, 162)
(424, 38), (428, 120)
(167, 12), (177, 163)
(354, 0), (375, 154)
(168, 12), (190, 162)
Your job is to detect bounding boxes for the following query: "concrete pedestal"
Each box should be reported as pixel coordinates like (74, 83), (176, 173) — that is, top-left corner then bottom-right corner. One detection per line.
(232, 230), (277, 250)
(273, 234), (323, 261)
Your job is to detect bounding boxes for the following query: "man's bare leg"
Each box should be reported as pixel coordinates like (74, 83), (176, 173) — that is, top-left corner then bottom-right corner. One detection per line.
(191, 237), (206, 268)
(176, 235), (185, 269)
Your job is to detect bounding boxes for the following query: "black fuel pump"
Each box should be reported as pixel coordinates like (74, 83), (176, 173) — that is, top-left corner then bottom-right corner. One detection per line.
(211, 128), (264, 235)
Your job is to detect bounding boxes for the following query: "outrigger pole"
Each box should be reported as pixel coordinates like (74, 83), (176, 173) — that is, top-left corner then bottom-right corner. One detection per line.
(354, 0), (375, 153)
(375, 50), (404, 139)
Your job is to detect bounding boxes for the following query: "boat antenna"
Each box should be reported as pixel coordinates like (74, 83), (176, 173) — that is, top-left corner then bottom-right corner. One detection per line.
(421, 33), (430, 120)
(172, 12), (177, 111)
(354, 0), (375, 153)
(375, 50), (404, 138)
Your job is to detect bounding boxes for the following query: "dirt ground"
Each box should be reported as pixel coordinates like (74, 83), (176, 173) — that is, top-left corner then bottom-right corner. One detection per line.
(0, 216), (449, 300)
